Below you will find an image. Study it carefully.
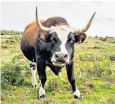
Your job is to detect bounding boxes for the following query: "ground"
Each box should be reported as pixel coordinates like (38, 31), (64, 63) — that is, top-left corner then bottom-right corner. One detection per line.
(1, 35), (115, 104)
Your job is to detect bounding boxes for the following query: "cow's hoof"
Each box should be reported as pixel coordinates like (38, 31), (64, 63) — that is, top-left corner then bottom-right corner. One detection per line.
(74, 95), (83, 100)
(32, 84), (38, 88)
(39, 94), (46, 100)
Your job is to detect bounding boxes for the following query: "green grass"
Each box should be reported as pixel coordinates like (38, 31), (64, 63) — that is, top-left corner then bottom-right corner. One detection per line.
(1, 35), (115, 104)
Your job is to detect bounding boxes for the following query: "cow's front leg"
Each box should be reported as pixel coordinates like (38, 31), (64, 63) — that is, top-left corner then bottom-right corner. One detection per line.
(66, 63), (83, 100)
(36, 57), (47, 99)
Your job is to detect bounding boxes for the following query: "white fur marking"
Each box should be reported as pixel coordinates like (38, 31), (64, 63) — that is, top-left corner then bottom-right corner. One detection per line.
(39, 87), (45, 96)
(30, 63), (38, 88)
(39, 81), (45, 96)
(73, 87), (81, 97)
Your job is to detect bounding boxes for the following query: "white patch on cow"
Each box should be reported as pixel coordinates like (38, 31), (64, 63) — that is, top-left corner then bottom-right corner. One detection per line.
(30, 62), (38, 88)
(73, 87), (81, 97)
(39, 80), (45, 97)
(54, 26), (69, 53)
(58, 72), (61, 77)
(39, 87), (45, 97)
(50, 25), (75, 65)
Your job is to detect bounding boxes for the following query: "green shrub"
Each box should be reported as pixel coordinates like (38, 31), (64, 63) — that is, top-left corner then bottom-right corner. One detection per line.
(100, 37), (107, 41)
(1, 44), (8, 48)
(1, 55), (30, 87)
(1, 66), (25, 85)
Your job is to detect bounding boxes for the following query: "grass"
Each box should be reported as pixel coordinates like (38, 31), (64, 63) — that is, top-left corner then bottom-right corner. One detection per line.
(1, 35), (115, 104)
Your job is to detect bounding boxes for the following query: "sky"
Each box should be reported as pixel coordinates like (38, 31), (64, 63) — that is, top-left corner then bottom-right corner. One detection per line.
(1, 1), (115, 37)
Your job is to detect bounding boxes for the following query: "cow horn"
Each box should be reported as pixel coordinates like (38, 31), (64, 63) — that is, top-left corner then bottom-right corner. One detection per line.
(75, 12), (96, 33)
(36, 6), (50, 32)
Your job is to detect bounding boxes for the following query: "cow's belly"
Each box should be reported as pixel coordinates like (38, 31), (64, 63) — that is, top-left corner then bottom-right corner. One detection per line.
(20, 42), (36, 62)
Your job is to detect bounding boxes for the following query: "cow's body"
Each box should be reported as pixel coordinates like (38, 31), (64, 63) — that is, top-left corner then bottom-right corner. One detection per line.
(20, 7), (95, 100)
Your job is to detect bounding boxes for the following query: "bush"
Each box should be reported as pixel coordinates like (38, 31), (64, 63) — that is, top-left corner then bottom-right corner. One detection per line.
(100, 37), (107, 41)
(1, 66), (25, 85)
(1, 44), (8, 48)
(1, 55), (30, 87)
(110, 55), (115, 61)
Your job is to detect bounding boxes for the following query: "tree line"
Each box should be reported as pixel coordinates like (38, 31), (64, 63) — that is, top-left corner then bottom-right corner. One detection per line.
(1, 30), (23, 35)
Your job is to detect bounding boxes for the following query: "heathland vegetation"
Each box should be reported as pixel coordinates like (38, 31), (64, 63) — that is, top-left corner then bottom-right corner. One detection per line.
(1, 33), (115, 104)
(1, 30), (23, 35)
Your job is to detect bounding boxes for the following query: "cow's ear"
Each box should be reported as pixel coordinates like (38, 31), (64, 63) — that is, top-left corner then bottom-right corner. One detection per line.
(45, 33), (52, 42)
(74, 32), (87, 44)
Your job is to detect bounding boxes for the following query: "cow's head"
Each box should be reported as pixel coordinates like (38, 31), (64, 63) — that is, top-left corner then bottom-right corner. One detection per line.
(36, 7), (96, 67)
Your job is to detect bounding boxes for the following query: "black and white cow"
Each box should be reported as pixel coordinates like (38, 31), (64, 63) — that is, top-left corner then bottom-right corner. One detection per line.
(20, 6), (96, 100)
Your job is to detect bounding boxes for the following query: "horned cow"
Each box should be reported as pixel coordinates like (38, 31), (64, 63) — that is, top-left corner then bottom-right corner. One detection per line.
(20, 6), (96, 100)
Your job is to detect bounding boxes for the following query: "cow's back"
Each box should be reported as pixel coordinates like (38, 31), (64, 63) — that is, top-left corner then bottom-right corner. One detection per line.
(20, 17), (69, 62)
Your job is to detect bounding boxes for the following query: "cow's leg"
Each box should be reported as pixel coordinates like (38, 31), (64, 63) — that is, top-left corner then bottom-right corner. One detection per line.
(29, 62), (38, 88)
(36, 58), (46, 99)
(66, 63), (83, 100)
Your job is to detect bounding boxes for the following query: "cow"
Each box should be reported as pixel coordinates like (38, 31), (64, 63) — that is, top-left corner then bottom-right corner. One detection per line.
(20, 6), (96, 100)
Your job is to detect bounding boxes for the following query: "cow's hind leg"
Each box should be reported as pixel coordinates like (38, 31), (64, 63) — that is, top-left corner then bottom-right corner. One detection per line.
(66, 63), (83, 100)
(30, 62), (38, 88)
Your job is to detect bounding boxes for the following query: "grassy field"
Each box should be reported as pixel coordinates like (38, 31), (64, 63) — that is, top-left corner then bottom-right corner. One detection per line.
(1, 35), (115, 104)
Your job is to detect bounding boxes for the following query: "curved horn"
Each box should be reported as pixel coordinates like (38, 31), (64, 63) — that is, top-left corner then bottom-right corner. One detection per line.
(36, 6), (50, 32)
(75, 12), (96, 33)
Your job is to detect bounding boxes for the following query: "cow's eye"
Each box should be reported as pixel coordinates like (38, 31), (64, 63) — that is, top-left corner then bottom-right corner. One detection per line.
(51, 39), (54, 43)
(67, 39), (75, 44)
(50, 38), (57, 44)
(70, 40), (74, 44)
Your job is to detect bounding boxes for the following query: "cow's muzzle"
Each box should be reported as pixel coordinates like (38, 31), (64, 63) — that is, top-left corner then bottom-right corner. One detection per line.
(51, 52), (69, 67)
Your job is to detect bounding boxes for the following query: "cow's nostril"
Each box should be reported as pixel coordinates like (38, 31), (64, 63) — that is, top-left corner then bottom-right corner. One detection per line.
(64, 54), (68, 58)
(55, 54), (58, 58)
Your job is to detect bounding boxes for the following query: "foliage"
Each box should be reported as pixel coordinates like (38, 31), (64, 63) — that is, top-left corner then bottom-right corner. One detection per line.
(1, 30), (23, 35)
(1, 35), (115, 104)
(99, 37), (115, 43)
(1, 55), (30, 87)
